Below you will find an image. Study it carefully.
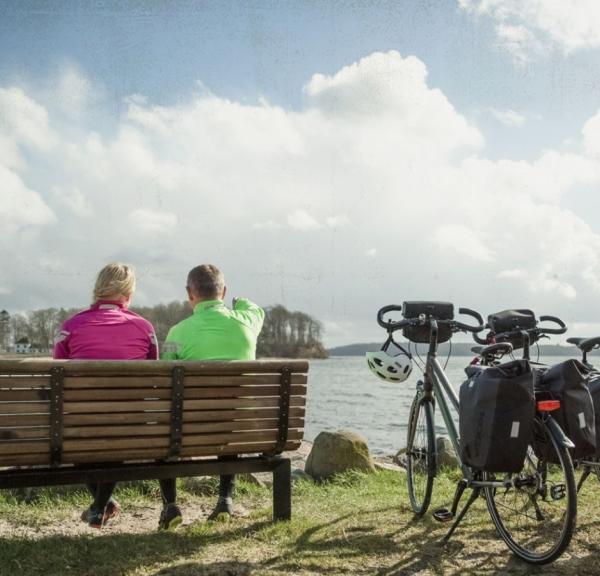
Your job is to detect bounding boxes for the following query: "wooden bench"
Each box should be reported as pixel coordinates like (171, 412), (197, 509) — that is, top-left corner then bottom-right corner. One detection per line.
(0, 359), (308, 521)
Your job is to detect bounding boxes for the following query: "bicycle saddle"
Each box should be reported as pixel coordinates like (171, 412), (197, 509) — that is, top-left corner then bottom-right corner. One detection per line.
(471, 342), (514, 357)
(568, 336), (600, 352)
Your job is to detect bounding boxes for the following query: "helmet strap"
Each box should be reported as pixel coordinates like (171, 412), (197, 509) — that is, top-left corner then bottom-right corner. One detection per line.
(382, 333), (412, 359)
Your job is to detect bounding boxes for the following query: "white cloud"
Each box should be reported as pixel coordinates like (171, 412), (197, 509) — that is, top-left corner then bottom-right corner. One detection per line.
(54, 65), (95, 117)
(489, 108), (526, 127)
(0, 87), (56, 151)
(130, 209), (177, 233)
(583, 110), (600, 158)
(52, 186), (93, 217)
(460, 0), (600, 62)
(0, 164), (55, 232)
(2, 51), (600, 341)
(326, 214), (351, 228)
(287, 210), (321, 231)
(497, 269), (526, 279)
(434, 225), (495, 263)
(253, 220), (283, 230)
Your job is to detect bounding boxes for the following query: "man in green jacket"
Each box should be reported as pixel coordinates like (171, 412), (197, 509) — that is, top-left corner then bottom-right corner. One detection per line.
(161, 264), (265, 525)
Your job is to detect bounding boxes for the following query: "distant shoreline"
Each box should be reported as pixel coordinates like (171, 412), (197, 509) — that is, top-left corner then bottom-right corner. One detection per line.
(327, 341), (593, 357)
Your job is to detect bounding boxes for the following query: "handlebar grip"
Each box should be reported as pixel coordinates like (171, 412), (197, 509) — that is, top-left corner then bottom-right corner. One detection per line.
(455, 307), (486, 333)
(377, 305), (406, 330)
(458, 307), (484, 326)
(538, 315), (567, 334)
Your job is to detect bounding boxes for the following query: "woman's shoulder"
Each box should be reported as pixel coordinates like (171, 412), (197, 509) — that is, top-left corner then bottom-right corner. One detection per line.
(61, 307), (94, 329)
(123, 309), (155, 330)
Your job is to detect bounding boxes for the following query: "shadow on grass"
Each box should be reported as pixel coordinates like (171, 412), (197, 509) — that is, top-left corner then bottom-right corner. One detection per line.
(152, 561), (253, 575)
(0, 520), (270, 576)
(4, 502), (600, 576)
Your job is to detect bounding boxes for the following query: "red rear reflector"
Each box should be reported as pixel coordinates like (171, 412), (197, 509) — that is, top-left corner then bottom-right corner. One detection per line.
(537, 400), (561, 412)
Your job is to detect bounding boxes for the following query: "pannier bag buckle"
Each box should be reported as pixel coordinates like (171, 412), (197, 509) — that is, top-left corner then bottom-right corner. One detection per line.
(537, 400), (561, 412)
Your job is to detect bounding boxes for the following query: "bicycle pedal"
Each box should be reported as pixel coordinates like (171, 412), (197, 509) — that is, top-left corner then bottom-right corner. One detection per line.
(433, 507), (454, 522)
(551, 484), (566, 500)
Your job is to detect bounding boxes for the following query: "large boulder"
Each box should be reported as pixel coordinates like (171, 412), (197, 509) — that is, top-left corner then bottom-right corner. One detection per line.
(436, 436), (459, 468)
(305, 430), (375, 480)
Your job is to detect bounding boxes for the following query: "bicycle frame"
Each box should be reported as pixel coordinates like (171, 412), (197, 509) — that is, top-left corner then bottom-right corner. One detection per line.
(419, 319), (467, 477)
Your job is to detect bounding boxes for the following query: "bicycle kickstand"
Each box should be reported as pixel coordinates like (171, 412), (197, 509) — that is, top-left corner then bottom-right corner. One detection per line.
(577, 466), (591, 493)
(443, 487), (481, 542)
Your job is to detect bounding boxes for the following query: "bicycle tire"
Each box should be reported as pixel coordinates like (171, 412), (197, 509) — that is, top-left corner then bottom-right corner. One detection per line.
(484, 415), (576, 564)
(406, 394), (435, 516)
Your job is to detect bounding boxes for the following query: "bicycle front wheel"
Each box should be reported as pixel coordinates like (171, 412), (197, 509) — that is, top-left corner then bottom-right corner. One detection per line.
(484, 415), (576, 565)
(406, 393), (435, 516)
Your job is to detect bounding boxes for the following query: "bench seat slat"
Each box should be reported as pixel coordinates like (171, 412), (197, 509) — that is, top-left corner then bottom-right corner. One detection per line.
(0, 439), (303, 467)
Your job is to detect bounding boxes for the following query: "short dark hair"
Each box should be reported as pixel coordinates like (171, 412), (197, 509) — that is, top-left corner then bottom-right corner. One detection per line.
(187, 264), (225, 299)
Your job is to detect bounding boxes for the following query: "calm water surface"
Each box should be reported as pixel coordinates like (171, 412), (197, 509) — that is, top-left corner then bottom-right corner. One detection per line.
(304, 355), (567, 455)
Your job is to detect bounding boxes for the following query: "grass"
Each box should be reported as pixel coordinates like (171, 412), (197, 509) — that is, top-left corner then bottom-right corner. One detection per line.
(1, 469), (600, 576)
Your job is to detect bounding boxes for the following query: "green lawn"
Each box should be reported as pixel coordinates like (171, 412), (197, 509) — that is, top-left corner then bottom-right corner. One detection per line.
(1, 470), (600, 576)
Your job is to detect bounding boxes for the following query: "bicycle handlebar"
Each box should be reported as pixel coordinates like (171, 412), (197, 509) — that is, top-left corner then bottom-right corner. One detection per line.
(473, 313), (567, 345)
(376, 305), (485, 333)
(456, 308), (485, 332)
(376, 305), (407, 330)
(538, 315), (567, 335)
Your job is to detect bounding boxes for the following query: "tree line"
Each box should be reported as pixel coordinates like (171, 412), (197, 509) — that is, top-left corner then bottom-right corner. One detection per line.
(0, 303), (327, 358)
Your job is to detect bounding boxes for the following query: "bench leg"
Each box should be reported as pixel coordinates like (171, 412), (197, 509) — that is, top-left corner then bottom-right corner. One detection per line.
(273, 458), (291, 521)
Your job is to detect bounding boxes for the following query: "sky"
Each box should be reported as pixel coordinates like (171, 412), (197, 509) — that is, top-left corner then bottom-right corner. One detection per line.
(2, 0), (600, 346)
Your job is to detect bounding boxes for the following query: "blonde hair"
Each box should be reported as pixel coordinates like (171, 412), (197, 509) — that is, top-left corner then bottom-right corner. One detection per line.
(93, 262), (136, 301)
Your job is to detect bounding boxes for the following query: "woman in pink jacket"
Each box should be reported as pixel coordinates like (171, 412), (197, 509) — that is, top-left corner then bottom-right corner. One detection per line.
(54, 263), (181, 530)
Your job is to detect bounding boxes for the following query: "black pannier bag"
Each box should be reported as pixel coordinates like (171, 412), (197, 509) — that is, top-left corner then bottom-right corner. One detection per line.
(537, 360), (596, 460)
(459, 360), (535, 473)
(402, 301), (454, 344)
(487, 309), (536, 350)
(588, 371), (600, 458)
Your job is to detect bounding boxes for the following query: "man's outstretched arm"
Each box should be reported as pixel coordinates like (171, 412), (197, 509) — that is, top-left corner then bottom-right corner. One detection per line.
(232, 298), (265, 334)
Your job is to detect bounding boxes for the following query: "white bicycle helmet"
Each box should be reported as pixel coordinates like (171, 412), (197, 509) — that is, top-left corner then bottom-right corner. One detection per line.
(366, 338), (412, 383)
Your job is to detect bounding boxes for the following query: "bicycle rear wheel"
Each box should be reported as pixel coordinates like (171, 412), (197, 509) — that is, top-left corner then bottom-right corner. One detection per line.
(484, 415), (576, 564)
(406, 393), (435, 516)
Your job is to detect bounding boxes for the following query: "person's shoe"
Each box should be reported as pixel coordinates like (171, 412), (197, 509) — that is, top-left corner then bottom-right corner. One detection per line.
(80, 499), (121, 529)
(207, 497), (234, 521)
(105, 498), (121, 519)
(158, 503), (183, 531)
(81, 507), (109, 529)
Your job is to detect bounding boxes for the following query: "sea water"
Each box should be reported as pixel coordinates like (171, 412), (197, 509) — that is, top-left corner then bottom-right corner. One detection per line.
(304, 355), (568, 455)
